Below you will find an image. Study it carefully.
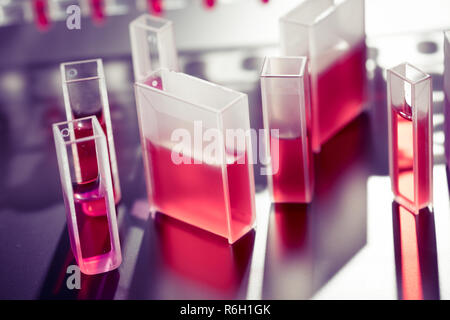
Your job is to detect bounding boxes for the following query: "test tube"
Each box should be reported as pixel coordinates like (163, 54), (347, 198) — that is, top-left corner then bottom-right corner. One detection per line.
(444, 30), (450, 168)
(387, 63), (433, 213)
(279, 0), (366, 152)
(134, 68), (256, 244)
(61, 59), (121, 204)
(260, 56), (314, 203)
(129, 14), (178, 82)
(53, 116), (122, 275)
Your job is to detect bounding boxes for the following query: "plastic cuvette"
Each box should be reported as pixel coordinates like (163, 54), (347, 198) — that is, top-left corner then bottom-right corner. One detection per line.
(53, 116), (122, 275)
(134, 68), (256, 244)
(444, 30), (450, 167)
(279, 0), (366, 152)
(260, 56), (314, 203)
(387, 63), (433, 213)
(60, 58), (121, 204)
(129, 14), (179, 82)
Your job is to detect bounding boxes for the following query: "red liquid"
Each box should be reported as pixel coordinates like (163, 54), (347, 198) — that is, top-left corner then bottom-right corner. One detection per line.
(156, 214), (254, 293)
(148, 0), (163, 15)
(391, 106), (432, 211)
(71, 183), (111, 259)
(33, 0), (50, 31)
(313, 42), (366, 151)
(146, 140), (254, 243)
(75, 198), (111, 259)
(394, 112), (414, 202)
(270, 134), (313, 203)
(72, 110), (119, 204)
(204, 0), (215, 9)
(396, 205), (423, 300)
(90, 0), (105, 24)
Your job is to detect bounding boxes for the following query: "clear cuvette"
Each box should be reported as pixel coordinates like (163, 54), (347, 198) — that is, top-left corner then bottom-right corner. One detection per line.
(260, 56), (314, 203)
(444, 31), (450, 168)
(61, 59), (121, 204)
(129, 14), (179, 82)
(53, 116), (122, 275)
(387, 63), (433, 213)
(134, 68), (256, 244)
(280, 0), (366, 152)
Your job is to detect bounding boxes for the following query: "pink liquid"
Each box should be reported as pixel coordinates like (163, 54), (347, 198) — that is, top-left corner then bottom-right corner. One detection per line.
(146, 140), (254, 243)
(270, 134), (313, 203)
(148, 0), (163, 15)
(156, 214), (254, 293)
(204, 0), (215, 9)
(90, 0), (105, 24)
(397, 205), (423, 300)
(73, 110), (119, 204)
(313, 42), (366, 150)
(68, 183), (111, 260)
(74, 197), (111, 259)
(391, 106), (432, 211)
(33, 0), (50, 31)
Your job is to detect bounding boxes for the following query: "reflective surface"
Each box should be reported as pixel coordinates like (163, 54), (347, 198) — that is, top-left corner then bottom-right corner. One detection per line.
(0, 26), (449, 299)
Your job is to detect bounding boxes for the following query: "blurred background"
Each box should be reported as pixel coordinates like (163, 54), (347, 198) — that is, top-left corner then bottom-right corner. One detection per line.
(0, 0), (449, 300)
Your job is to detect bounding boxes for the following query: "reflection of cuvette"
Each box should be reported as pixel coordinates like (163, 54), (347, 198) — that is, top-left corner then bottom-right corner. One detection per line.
(392, 202), (440, 300)
(155, 213), (254, 293)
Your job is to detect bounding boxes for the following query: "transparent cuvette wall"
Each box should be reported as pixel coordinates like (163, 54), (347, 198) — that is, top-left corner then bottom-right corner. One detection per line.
(129, 14), (179, 82)
(260, 56), (314, 203)
(280, 0), (366, 152)
(53, 116), (122, 275)
(61, 59), (121, 203)
(134, 68), (256, 244)
(387, 63), (433, 213)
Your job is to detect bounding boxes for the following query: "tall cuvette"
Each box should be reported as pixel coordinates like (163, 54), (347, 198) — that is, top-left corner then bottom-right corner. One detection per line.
(60, 58), (121, 204)
(53, 116), (122, 275)
(260, 56), (314, 203)
(387, 63), (433, 213)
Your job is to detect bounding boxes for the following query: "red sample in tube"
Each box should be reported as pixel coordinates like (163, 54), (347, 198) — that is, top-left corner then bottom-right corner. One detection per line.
(134, 69), (256, 244)
(204, 0), (215, 9)
(90, 0), (105, 24)
(53, 117), (122, 275)
(270, 134), (313, 203)
(315, 42), (366, 147)
(261, 56), (314, 203)
(61, 59), (122, 204)
(387, 63), (433, 213)
(148, 0), (163, 15)
(280, 0), (366, 152)
(33, 0), (50, 31)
